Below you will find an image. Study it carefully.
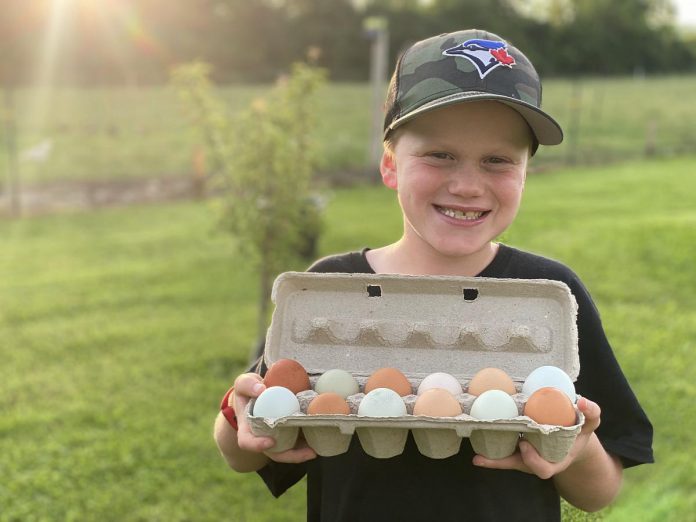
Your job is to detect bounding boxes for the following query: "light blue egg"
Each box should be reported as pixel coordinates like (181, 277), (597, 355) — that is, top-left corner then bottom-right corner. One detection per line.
(470, 390), (519, 420)
(522, 366), (576, 403)
(358, 388), (407, 417)
(252, 386), (300, 418)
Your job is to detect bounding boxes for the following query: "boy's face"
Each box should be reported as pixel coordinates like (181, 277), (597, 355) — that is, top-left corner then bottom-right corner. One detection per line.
(380, 101), (531, 261)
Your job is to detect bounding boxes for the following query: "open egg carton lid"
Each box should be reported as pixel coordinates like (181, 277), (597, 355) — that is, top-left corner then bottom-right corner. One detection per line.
(264, 272), (579, 383)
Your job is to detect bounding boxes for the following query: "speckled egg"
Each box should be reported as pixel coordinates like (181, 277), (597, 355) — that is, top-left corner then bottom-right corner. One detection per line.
(524, 387), (577, 427)
(315, 369), (360, 398)
(467, 367), (517, 396)
(469, 389), (519, 420)
(417, 372), (463, 396)
(522, 366), (576, 403)
(264, 358), (311, 395)
(252, 386), (301, 418)
(358, 388), (407, 417)
(364, 367), (412, 396)
(307, 392), (351, 415)
(413, 388), (462, 417)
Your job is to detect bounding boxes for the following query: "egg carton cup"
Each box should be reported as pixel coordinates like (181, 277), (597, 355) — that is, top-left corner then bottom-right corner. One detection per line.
(250, 272), (581, 461)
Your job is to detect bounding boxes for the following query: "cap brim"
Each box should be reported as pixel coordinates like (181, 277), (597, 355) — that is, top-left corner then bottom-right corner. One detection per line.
(388, 91), (563, 146)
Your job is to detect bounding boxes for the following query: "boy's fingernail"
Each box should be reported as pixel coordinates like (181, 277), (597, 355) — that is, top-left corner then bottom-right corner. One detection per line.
(253, 383), (265, 394)
(262, 439), (275, 449)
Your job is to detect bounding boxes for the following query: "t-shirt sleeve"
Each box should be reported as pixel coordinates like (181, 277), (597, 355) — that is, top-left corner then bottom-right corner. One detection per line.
(568, 275), (654, 468)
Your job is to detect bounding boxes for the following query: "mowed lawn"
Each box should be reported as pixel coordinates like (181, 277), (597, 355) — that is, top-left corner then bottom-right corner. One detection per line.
(1, 156), (695, 521)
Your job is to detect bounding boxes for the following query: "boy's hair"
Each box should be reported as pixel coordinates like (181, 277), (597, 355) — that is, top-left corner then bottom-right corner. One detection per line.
(383, 29), (563, 156)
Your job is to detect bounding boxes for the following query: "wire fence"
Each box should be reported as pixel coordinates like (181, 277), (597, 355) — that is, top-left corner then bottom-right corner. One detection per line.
(3, 76), (696, 216)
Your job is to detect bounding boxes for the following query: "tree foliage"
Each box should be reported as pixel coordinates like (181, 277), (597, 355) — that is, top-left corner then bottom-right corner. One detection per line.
(172, 60), (326, 343)
(1, 0), (694, 86)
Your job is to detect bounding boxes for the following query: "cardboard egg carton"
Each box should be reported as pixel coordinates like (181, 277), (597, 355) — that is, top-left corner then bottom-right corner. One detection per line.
(248, 272), (583, 462)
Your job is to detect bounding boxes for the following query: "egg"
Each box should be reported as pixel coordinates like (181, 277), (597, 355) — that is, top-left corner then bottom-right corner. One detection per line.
(417, 372), (463, 396)
(307, 392), (351, 415)
(413, 388), (462, 417)
(524, 387), (577, 426)
(522, 365), (576, 403)
(467, 367), (517, 396)
(358, 388), (407, 417)
(469, 389), (519, 420)
(315, 369), (360, 398)
(252, 386), (301, 418)
(264, 358), (311, 394)
(364, 367), (412, 396)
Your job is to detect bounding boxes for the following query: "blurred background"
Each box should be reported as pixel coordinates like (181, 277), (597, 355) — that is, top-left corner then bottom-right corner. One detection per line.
(2, 1), (695, 521)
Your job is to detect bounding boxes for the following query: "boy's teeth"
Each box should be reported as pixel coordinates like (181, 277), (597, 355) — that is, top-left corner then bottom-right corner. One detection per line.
(439, 207), (484, 220)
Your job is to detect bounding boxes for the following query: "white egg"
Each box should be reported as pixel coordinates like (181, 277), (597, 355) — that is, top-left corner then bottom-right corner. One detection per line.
(315, 369), (360, 398)
(522, 366), (576, 403)
(252, 386), (301, 418)
(470, 389), (519, 420)
(417, 372), (463, 396)
(358, 388), (407, 417)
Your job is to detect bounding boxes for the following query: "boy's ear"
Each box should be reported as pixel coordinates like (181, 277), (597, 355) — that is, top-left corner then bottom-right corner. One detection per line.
(380, 150), (398, 190)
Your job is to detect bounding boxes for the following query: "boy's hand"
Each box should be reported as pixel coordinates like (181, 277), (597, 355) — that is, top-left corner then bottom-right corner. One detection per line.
(233, 373), (317, 464)
(472, 397), (602, 479)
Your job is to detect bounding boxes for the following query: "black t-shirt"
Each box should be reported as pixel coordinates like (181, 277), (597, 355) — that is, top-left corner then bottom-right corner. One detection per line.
(253, 245), (654, 522)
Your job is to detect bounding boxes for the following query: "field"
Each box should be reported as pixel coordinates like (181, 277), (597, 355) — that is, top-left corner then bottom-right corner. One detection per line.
(5, 75), (696, 186)
(2, 153), (695, 521)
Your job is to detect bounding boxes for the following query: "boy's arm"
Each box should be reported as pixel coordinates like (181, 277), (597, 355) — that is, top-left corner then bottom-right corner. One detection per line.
(214, 373), (317, 472)
(214, 409), (270, 472)
(473, 397), (623, 512)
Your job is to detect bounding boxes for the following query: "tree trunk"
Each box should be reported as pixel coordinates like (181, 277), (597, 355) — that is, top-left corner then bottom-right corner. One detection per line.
(251, 259), (273, 363)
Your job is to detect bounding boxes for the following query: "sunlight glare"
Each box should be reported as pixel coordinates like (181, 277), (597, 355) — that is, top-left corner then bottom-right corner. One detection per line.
(27, 0), (76, 134)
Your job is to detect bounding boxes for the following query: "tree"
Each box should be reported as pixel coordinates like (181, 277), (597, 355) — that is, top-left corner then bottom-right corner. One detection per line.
(172, 61), (326, 353)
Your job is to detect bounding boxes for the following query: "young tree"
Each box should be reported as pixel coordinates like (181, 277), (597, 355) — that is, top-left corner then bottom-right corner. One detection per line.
(172, 61), (326, 355)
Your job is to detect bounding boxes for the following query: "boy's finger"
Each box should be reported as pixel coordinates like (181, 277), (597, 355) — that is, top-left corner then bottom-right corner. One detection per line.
(236, 421), (276, 453)
(234, 373), (265, 395)
(266, 444), (318, 464)
(577, 397), (601, 432)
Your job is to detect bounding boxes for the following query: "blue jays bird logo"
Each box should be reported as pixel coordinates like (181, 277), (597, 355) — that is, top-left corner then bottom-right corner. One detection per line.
(443, 39), (516, 79)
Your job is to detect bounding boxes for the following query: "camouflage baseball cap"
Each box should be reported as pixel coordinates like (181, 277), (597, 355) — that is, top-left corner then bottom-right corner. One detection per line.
(383, 29), (563, 151)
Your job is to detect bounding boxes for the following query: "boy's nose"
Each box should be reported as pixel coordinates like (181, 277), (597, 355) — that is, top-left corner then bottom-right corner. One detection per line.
(446, 165), (486, 198)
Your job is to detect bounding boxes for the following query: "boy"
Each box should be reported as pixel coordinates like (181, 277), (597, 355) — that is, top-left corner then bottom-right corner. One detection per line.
(214, 29), (653, 521)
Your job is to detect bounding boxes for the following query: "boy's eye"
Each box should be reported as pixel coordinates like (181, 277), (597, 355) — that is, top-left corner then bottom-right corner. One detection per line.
(427, 152), (454, 160)
(486, 156), (509, 164)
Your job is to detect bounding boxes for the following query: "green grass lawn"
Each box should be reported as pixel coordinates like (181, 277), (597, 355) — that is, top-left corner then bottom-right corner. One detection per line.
(2, 156), (695, 520)
(5, 75), (696, 185)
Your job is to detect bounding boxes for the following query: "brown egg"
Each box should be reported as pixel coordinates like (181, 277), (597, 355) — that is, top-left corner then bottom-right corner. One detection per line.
(467, 367), (517, 396)
(524, 387), (577, 427)
(364, 367), (412, 396)
(307, 392), (351, 415)
(413, 388), (462, 417)
(264, 358), (311, 394)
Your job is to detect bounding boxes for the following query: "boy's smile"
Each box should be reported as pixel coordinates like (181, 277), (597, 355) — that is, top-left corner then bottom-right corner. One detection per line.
(379, 100), (531, 274)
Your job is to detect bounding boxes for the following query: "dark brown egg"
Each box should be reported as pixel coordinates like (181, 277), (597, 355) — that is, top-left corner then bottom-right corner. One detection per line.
(264, 358), (311, 394)
(307, 392), (351, 415)
(364, 367), (412, 396)
(524, 387), (577, 427)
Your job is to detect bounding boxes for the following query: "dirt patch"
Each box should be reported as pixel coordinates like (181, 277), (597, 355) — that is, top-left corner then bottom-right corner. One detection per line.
(0, 175), (207, 218)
